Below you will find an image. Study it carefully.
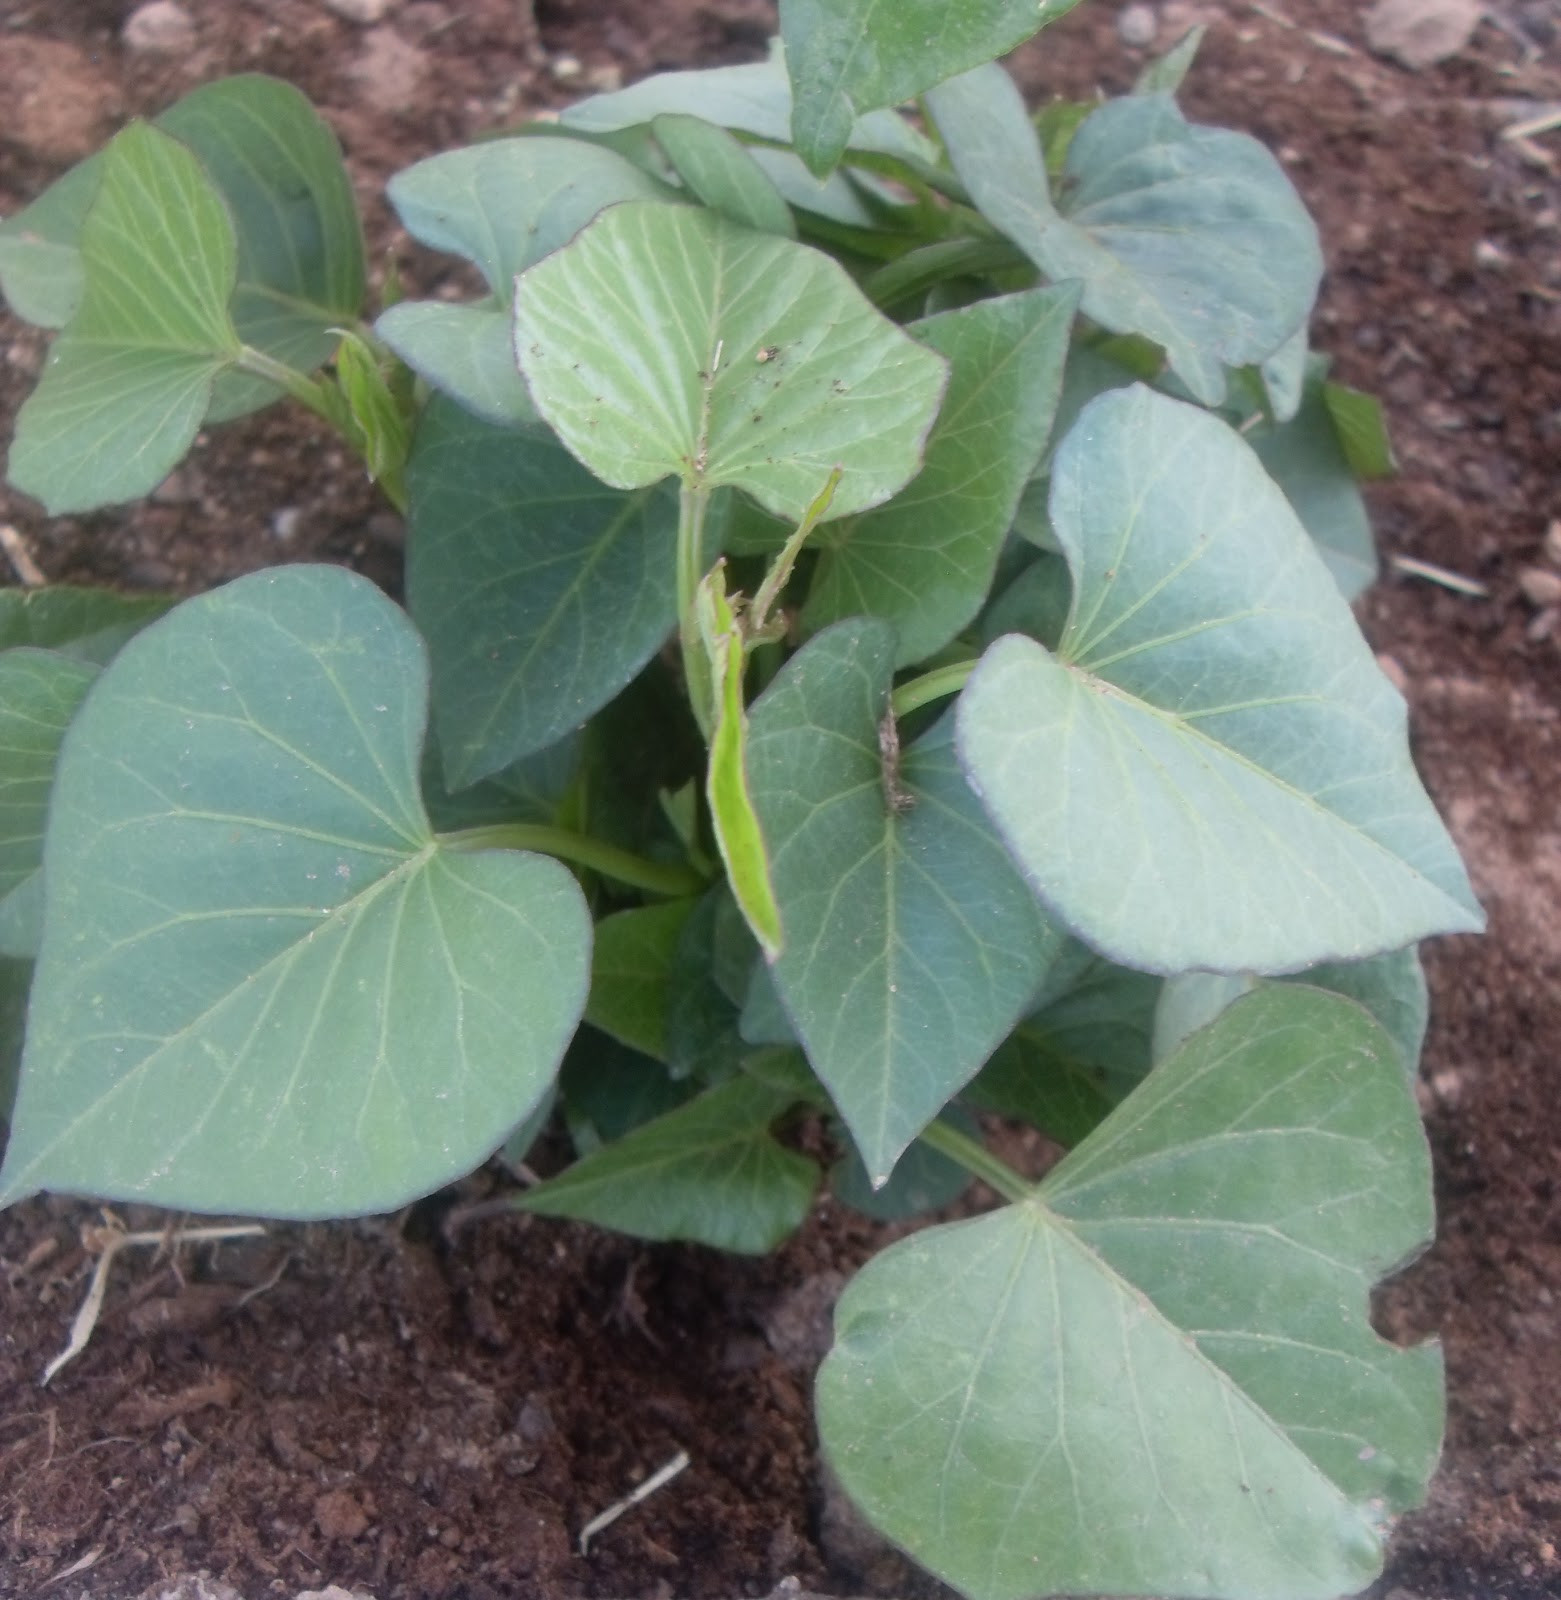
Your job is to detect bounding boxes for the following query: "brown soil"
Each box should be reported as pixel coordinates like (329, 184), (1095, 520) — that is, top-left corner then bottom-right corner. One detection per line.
(2, 2), (1559, 1597)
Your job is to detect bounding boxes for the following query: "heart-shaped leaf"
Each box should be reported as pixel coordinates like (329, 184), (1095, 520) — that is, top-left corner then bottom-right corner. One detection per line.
(0, 566), (591, 1218)
(8, 123), (242, 514)
(652, 113), (796, 237)
(819, 984), (1442, 1600)
(513, 202), (948, 523)
(405, 397), (681, 790)
(805, 284), (1078, 665)
(0, 649), (99, 959)
(377, 136), (674, 426)
(520, 1071), (818, 1253)
(958, 385), (1483, 974)
(747, 620), (1063, 1182)
(927, 66), (1322, 407)
(781, 0), (1084, 176)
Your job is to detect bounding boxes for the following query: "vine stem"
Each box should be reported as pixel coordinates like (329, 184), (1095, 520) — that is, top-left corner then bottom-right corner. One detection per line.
(437, 823), (705, 898)
(915, 1118), (1035, 1204)
(890, 658), (977, 720)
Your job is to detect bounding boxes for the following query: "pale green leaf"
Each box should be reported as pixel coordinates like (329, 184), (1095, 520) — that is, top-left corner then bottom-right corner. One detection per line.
(587, 900), (697, 1061)
(0, 157), (100, 327)
(0, 565), (592, 1218)
(0, 586), (173, 666)
(928, 67), (1322, 406)
(819, 985), (1442, 1600)
(780, 0), (1085, 177)
(8, 123), (242, 514)
(519, 1072), (818, 1253)
(957, 385), (1483, 974)
(805, 284), (1079, 665)
(1260, 321), (1309, 423)
(1134, 24), (1208, 95)
(513, 202), (948, 522)
(405, 396), (680, 790)
(376, 304), (539, 430)
(747, 621), (1064, 1182)
(0, 650), (98, 959)
(652, 113), (795, 237)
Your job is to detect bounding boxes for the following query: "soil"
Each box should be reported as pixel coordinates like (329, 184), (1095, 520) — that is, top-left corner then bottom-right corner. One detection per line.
(1, 2), (1559, 1597)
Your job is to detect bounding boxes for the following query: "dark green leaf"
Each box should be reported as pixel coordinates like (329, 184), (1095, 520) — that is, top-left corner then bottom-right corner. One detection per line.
(520, 1072), (818, 1253)
(587, 900), (698, 1062)
(0, 586), (173, 666)
(560, 1027), (695, 1152)
(831, 1107), (976, 1222)
(405, 397), (680, 790)
(747, 621), (1064, 1182)
(652, 113), (796, 236)
(0, 958), (28, 1129)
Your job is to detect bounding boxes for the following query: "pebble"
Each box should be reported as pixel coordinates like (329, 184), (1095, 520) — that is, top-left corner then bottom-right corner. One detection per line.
(1543, 519), (1561, 566)
(318, 0), (393, 20)
(1365, 0), (1483, 71)
(550, 53), (583, 82)
(271, 507), (303, 543)
(1117, 3), (1158, 48)
(1518, 566), (1561, 608)
(122, 0), (197, 55)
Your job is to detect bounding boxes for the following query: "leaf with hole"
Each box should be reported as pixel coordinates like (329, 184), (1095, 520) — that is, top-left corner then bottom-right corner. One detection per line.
(818, 984), (1442, 1600)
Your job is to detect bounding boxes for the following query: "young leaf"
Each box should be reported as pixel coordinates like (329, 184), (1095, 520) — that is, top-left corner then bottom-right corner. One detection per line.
(0, 586), (173, 666)
(518, 1072), (818, 1254)
(157, 75), (366, 421)
(513, 202), (948, 523)
(587, 900), (698, 1062)
(697, 566), (784, 959)
(958, 386), (1483, 975)
(0, 650), (98, 959)
(377, 137), (674, 426)
(335, 331), (411, 493)
(8, 122), (243, 514)
(1325, 379), (1397, 479)
(652, 113), (796, 237)
(0, 566), (592, 1218)
(405, 397), (680, 790)
(746, 621), (1064, 1183)
(1133, 24), (1208, 95)
(780, 0), (1085, 177)
(819, 985), (1442, 1600)
(927, 67), (1323, 407)
(805, 284), (1079, 665)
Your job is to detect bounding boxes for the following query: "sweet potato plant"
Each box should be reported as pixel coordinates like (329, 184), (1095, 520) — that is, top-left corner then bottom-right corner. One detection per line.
(0, 3), (1483, 1596)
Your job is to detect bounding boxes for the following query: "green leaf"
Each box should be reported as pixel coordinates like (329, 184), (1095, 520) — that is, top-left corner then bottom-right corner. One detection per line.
(519, 1071), (818, 1253)
(928, 68), (1322, 407)
(1248, 366), (1379, 602)
(0, 586), (173, 666)
(419, 731), (581, 833)
(1325, 379), (1397, 479)
(513, 202), (948, 523)
(1155, 946), (1428, 1076)
(0, 957), (27, 1126)
(1134, 24), (1208, 95)
(665, 890), (748, 1083)
(780, 0), (1085, 177)
(8, 123), (242, 515)
(0, 157), (100, 327)
(967, 944), (1160, 1145)
(819, 985), (1442, 1600)
(335, 331), (411, 492)
(1259, 321), (1308, 424)
(560, 1027), (694, 1152)
(805, 285), (1078, 665)
(0, 649), (99, 959)
(697, 567), (784, 959)
(958, 385), (1483, 974)
(156, 75), (365, 421)
(747, 621), (1064, 1182)
(0, 566), (592, 1218)
(405, 396), (681, 790)
(652, 114), (796, 237)
(377, 136), (674, 426)
(831, 1107), (976, 1222)
(587, 900), (697, 1061)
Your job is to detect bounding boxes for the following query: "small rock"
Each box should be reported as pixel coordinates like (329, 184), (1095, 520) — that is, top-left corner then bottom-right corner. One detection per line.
(313, 1487), (370, 1540)
(585, 62), (624, 93)
(1543, 519), (1561, 565)
(550, 52), (583, 81)
(1473, 238), (1509, 268)
(271, 507), (303, 542)
(1365, 0), (1483, 71)
(1519, 566), (1561, 608)
(1117, 3), (1159, 48)
(122, 0), (198, 55)
(1526, 607), (1558, 644)
(319, 0), (394, 21)
(347, 27), (430, 116)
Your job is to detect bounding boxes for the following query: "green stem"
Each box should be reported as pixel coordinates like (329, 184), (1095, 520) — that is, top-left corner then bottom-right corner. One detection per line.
(890, 658), (977, 720)
(750, 467), (842, 634)
(236, 345), (351, 430)
(438, 823), (706, 898)
(917, 1118), (1034, 1204)
(678, 484), (715, 739)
